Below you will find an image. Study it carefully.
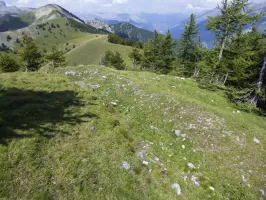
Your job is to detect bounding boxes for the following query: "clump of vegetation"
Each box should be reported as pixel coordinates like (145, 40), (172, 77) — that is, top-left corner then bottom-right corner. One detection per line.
(46, 46), (66, 68)
(6, 35), (12, 42)
(108, 34), (143, 48)
(0, 53), (20, 72)
(101, 50), (126, 70)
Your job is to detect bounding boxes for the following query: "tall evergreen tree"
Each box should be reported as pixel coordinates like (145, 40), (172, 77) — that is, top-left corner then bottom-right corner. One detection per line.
(178, 14), (202, 76)
(129, 47), (142, 69)
(142, 31), (176, 74)
(206, 0), (261, 67)
(20, 35), (42, 72)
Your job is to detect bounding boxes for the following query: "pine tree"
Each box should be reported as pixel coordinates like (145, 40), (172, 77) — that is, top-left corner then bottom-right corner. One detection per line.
(6, 35), (12, 42)
(178, 14), (202, 76)
(206, 0), (261, 67)
(159, 31), (177, 74)
(0, 53), (20, 72)
(142, 31), (176, 73)
(46, 46), (66, 68)
(129, 47), (142, 69)
(20, 35), (42, 72)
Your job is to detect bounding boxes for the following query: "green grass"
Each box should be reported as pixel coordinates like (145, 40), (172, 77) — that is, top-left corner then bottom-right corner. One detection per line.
(65, 35), (133, 68)
(0, 65), (266, 199)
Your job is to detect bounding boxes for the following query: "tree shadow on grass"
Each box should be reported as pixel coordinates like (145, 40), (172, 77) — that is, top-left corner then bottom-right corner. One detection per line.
(0, 87), (97, 145)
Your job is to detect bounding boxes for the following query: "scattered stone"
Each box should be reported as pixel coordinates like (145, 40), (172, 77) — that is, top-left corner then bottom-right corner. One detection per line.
(111, 102), (117, 106)
(187, 162), (196, 169)
(150, 126), (159, 131)
(101, 75), (108, 79)
(172, 183), (182, 196)
(82, 158), (88, 162)
(65, 71), (76, 76)
(254, 137), (260, 144)
(142, 161), (149, 166)
(209, 186), (215, 191)
(122, 161), (131, 170)
(90, 126), (95, 131)
(182, 145), (185, 149)
(259, 189), (265, 195)
(137, 150), (146, 158)
(90, 84), (101, 89)
(154, 157), (160, 162)
(181, 134), (186, 138)
(191, 176), (200, 186)
(183, 175), (188, 182)
(175, 130), (181, 137)
(242, 175), (247, 183)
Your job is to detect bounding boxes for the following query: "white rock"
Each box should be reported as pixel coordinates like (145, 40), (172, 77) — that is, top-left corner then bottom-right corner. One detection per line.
(259, 189), (265, 195)
(111, 102), (117, 106)
(137, 150), (146, 158)
(154, 157), (160, 162)
(175, 130), (181, 137)
(209, 186), (215, 191)
(142, 161), (149, 166)
(181, 134), (186, 138)
(122, 161), (131, 170)
(187, 162), (196, 169)
(191, 176), (200, 186)
(242, 175), (247, 183)
(182, 145), (185, 149)
(65, 71), (76, 76)
(254, 138), (260, 144)
(172, 183), (182, 196)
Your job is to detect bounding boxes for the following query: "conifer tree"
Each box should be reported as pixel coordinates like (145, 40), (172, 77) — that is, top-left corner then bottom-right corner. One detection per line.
(129, 47), (142, 69)
(178, 14), (202, 76)
(206, 0), (261, 67)
(20, 35), (42, 72)
(142, 31), (176, 73)
(46, 46), (66, 68)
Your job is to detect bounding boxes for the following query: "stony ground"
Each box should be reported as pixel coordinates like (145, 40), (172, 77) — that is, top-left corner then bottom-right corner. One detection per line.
(0, 65), (265, 199)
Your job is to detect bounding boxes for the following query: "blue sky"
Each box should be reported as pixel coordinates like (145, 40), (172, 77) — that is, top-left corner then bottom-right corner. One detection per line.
(5, 0), (265, 13)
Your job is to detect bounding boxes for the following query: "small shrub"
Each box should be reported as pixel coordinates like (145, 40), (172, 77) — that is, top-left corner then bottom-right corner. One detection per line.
(0, 54), (20, 72)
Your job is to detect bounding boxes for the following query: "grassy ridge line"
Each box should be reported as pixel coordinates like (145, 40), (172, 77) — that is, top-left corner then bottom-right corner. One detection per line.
(65, 35), (133, 68)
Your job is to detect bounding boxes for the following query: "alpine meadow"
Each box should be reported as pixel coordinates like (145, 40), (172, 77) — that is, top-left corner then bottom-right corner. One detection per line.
(0, 0), (266, 199)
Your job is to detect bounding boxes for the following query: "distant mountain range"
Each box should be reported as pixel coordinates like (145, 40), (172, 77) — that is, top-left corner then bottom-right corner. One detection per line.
(87, 20), (154, 42)
(0, 0), (265, 48)
(77, 12), (190, 34)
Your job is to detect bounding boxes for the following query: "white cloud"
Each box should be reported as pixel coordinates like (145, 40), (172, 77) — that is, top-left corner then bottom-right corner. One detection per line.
(101, 3), (112, 7)
(112, 0), (128, 4)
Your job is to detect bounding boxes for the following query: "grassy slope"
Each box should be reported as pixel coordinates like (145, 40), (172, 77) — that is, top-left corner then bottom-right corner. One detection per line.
(0, 65), (265, 199)
(4, 17), (133, 69)
(65, 35), (133, 67)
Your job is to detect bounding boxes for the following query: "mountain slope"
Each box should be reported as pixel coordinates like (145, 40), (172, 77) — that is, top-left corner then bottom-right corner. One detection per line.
(0, 65), (265, 199)
(109, 23), (154, 42)
(65, 34), (133, 67)
(0, 4), (108, 52)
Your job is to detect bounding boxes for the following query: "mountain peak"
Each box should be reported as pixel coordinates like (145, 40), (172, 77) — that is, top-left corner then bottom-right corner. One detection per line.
(0, 1), (6, 7)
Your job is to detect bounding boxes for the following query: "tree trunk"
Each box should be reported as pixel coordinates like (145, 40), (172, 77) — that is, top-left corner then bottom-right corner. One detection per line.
(223, 73), (229, 85)
(218, 37), (226, 63)
(258, 56), (266, 92)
